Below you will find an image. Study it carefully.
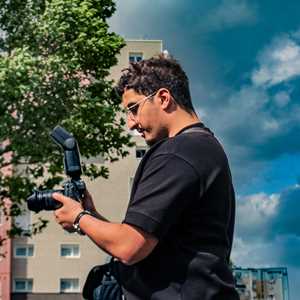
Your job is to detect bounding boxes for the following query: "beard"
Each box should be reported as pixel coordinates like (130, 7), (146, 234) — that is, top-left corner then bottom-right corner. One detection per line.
(144, 126), (169, 147)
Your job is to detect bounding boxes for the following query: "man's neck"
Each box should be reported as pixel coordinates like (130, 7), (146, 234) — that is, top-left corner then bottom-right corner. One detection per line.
(168, 111), (200, 138)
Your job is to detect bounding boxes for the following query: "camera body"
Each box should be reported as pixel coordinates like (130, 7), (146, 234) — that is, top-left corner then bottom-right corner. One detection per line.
(27, 126), (86, 213)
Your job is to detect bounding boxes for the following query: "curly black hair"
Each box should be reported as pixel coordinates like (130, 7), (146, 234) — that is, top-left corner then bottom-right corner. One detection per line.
(116, 54), (195, 113)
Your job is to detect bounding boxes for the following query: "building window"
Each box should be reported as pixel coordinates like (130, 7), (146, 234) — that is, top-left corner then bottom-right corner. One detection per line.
(136, 147), (147, 159)
(14, 245), (34, 258)
(60, 244), (80, 258)
(129, 52), (143, 63)
(13, 279), (33, 293)
(60, 278), (79, 293)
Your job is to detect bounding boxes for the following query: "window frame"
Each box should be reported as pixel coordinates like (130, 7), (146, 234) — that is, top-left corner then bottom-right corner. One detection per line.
(60, 244), (80, 258)
(13, 278), (33, 293)
(129, 52), (143, 63)
(14, 244), (34, 258)
(60, 278), (80, 293)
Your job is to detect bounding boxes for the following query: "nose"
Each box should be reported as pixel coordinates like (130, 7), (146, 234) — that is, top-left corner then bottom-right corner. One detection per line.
(127, 115), (138, 131)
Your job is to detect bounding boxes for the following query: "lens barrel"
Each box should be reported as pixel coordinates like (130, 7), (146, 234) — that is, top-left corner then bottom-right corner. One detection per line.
(27, 190), (63, 213)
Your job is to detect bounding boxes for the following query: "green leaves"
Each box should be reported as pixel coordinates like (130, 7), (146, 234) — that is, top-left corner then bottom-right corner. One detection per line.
(0, 0), (131, 241)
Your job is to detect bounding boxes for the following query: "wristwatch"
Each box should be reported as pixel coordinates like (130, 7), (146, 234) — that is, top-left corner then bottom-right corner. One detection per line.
(73, 210), (93, 235)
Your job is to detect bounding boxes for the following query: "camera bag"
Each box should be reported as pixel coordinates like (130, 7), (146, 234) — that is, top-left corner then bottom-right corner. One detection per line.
(83, 258), (124, 300)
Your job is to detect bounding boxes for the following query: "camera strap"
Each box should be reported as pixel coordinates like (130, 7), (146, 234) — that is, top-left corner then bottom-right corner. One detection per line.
(180, 125), (213, 137)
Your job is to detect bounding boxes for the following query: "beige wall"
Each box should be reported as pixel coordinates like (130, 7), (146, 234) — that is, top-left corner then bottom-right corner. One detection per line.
(12, 40), (162, 295)
(109, 40), (163, 82)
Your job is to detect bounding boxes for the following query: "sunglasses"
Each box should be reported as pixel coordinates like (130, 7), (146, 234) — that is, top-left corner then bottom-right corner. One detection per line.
(125, 91), (157, 119)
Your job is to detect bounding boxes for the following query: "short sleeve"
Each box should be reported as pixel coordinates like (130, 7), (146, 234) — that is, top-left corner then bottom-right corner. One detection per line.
(123, 154), (199, 239)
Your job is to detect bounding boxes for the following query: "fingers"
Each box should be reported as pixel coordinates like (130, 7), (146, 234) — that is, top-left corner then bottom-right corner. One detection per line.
(57, 220), (75, 232)
(52, 192), (75, 203)
(52, 192), (66, 203)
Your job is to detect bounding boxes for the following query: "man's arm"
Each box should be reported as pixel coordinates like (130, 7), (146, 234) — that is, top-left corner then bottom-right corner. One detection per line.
(52, 192), (158, 265)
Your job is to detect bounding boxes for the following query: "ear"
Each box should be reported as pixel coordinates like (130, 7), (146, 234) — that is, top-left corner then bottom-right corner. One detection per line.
(157, 88), (173, 110)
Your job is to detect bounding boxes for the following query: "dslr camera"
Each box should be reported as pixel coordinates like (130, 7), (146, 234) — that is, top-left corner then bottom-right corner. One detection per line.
(27, 126), (86, 213)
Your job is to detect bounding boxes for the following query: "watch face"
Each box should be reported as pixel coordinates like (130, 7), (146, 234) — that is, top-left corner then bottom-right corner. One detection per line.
(75, 225), (84, 235)
(73, 222), (81, 234)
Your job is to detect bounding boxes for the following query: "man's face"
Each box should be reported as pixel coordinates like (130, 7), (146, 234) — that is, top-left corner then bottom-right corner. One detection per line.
(122, 89), (169, 146)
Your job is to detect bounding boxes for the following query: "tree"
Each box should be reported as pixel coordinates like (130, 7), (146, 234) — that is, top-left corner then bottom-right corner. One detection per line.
(0, 0), (133, 245)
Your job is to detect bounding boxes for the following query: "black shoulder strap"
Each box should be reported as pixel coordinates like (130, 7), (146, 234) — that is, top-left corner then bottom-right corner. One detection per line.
(180, 126), (213, 136)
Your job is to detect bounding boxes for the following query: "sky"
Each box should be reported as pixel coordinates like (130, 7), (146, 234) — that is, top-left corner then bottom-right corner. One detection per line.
(109, 1), (300, 299)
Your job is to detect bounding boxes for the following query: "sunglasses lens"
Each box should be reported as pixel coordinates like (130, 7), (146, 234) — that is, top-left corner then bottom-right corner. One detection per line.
(130, 105), (139, 116)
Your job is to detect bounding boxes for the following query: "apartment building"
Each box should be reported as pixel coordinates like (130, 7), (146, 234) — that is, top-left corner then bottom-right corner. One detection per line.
(2, 40), (163, 300)
(0, 143), (13, 300)
(233, 267), (290, 300)
(0, 211), (12, 300)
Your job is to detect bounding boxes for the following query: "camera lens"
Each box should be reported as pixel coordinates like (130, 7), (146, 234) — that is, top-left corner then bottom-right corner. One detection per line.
(27, 190), (63, 213)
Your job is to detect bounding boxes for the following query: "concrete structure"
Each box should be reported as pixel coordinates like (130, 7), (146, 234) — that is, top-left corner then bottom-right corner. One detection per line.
(233, 267), (290, 300)
(10, 40), (162, 299)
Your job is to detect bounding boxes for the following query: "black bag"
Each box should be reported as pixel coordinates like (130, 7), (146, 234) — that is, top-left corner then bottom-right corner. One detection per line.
(83, 258), (124, 300)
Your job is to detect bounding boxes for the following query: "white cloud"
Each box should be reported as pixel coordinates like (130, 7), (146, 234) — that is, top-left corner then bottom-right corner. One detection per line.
(273, 90), (291, 107)
(110, 0), (257, 40)
(232, 186), (300, 300)
(199, 0), (257, 32)
(235, 185), (300, 241)
(237, 193), (279, 230)
(252, 36), (300, 87)
(232, 237), (278, 267)
(109, 0), (182, 38)
(293, 28), (300, 41)
(263, 119), (280, 131)
(200, 31), (300, 186)
(233, 185), (300, 261)
(248, 193), (279, 215)
(208, 85), (284, 145)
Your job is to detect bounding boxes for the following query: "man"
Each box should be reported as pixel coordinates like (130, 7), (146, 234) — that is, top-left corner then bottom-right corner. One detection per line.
(53, 55), (239, 299)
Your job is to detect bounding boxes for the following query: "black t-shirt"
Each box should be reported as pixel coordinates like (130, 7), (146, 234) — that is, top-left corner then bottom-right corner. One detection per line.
(119, 123), (239, 300)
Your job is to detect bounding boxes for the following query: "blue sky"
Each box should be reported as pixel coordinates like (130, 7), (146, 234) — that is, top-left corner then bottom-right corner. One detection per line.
(109, 1), (300, 299)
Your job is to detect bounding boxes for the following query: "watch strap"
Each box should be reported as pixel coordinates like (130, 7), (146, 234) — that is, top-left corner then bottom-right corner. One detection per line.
(73, 210), (93, 235)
